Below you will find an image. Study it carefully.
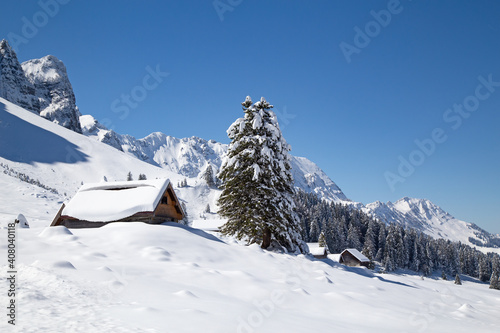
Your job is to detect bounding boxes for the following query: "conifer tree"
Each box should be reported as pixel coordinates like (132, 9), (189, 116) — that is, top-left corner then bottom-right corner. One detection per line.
(127, 171), (133, 181)
(347, 223), (362, 250)
(218, 96), (307, 253)
(490, 270), (500, 290)
(362, 221), (377, 260)
(202, 165), (216, 187)
(375, 223), (386, 262)
(454, 274), (462, 285)
(318, 231), (326, 248)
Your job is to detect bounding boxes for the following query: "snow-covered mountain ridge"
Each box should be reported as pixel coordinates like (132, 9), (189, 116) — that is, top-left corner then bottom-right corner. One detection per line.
(1, 39), (498, 249)
(365, 197), (500, 249)
(80, 114), (348, 203)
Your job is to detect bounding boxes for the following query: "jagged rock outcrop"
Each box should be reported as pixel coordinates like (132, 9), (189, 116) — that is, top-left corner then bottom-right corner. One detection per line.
(0, 39), (39, 113)
(0, 39), (81, 133)
(22, 55), (82, 133)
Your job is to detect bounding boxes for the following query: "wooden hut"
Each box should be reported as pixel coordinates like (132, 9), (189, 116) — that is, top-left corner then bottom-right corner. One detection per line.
(339, 248), (370, 267)
(306, 243), (328, 259)
(51, 179), (184, 228)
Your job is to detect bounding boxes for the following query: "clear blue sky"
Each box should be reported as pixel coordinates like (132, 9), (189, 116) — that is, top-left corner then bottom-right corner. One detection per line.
(1, 1), (499, 233)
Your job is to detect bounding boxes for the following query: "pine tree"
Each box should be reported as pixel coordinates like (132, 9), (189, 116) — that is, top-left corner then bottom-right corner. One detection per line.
(490, 270), (500, 290)
(362, 221), (377, 260)
(309, 219), (320, 242)
(202, 165), (216, 187)
(205, 204), (211, 213)
(375, 223), (386, 262)
(217, 96), (306, 253)
(454, 274), (462, 285)
(127, 171), (133, 181)
(347, 222), (362, 250)
(138, 173), (147, 180)
(318, 231), (326, 248)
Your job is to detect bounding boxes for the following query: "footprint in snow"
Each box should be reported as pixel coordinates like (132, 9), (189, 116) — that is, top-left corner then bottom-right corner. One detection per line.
(315, 276), (333, 284)
(293, 288), (310, 295)
(52, 261), (76, 269)
(140, 246), (171, 261)
(174, 290), (198, 298)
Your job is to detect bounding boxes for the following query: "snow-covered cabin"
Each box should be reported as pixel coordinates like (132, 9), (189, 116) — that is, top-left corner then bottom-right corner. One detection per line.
(339, 249), (370, 267)
(306, 243), (328, 259)
(51, 179), (184, 228)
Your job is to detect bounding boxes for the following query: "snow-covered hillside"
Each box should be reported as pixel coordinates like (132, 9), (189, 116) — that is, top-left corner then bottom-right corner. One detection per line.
(0, 98), (217, 221)
(1, 220), (500, 332)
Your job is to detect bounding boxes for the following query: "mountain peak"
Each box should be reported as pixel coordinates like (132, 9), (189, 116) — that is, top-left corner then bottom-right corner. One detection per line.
(22, 55), (82, 133)
(0, 42), (81, 133)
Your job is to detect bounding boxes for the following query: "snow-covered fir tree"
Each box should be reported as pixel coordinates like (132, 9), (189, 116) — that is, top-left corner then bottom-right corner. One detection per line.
(127, 171), (133, 181)
(138, 173), (147, 180)
(202, 165), (216, 187)
(490, 270), (500, 290)
(318, 231), (326, 248)
(218, 96), (307, 253)
(454, 274), (462, 285)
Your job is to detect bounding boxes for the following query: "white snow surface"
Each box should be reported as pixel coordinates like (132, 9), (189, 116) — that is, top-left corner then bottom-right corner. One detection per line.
(1, 221), (500, 332)
(63, 179), (171, 222)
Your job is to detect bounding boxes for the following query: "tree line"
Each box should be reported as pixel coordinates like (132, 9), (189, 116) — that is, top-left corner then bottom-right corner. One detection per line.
(294, 190), (500, 286)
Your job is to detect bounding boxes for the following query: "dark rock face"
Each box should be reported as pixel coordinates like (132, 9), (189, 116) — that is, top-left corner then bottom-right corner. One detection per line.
(22, 55), (82, 133)
(0, 39), (82, 133)
(0, 39), (39, 113)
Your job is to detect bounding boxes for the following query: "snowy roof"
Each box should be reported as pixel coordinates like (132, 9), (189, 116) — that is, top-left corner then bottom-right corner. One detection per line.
(63, 179), (171, 222)
(306, 243), (327, 256)
(341, 249), (370, 263)
(191, 219), (227, 231)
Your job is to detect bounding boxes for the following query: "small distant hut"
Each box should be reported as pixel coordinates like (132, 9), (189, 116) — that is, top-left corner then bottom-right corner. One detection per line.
(51, 179), (184, 228)
(339, 249), (370, 267)
(307, 243), (328, 259)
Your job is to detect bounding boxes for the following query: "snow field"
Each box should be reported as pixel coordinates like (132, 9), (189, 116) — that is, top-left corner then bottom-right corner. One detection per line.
(1, 220), (499, 332)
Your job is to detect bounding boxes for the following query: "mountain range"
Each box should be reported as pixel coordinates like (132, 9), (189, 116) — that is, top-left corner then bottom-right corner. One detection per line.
(0, 38), (498, 251)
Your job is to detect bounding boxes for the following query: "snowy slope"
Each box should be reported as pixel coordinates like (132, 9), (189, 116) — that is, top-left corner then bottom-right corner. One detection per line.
(1, 221), (500, 332)
(0, 98), (214, 221)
